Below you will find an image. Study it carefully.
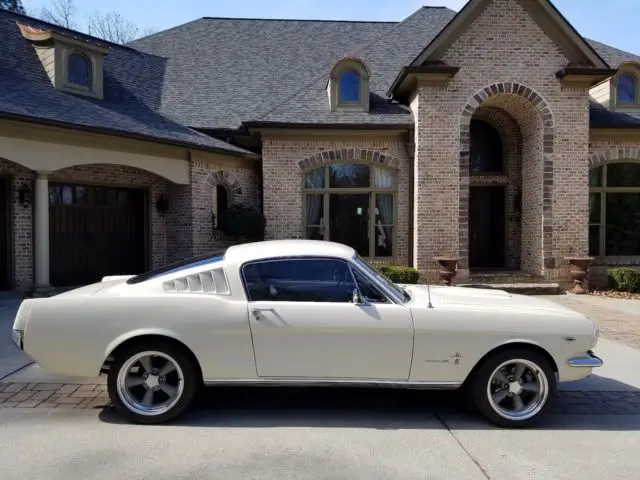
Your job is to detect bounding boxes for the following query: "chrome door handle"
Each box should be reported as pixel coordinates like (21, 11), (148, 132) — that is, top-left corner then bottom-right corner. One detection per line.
(251, 308), (272, 320)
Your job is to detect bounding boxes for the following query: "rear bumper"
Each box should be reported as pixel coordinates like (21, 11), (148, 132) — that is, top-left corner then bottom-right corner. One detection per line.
(568, 351), (603, 368)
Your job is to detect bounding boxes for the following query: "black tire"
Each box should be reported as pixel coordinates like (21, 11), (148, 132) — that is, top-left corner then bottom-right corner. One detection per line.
(470, 348), (557, 428)
(107, 339), (200, 424)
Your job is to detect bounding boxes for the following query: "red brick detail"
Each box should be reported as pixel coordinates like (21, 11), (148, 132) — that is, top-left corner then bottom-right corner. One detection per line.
(298, 149), (399, 171)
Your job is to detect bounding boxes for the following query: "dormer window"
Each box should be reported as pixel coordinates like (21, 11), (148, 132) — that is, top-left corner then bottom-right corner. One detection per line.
(67, 52), (91, 88)
(338, 70), (361, 103)
(327, 57), (370, 112)
(17, 22), (108, 100)
(616, 72), (637, 105)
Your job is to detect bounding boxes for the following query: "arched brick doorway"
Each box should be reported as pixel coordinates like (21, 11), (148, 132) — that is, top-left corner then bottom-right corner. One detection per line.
(460, 82), (554, 275)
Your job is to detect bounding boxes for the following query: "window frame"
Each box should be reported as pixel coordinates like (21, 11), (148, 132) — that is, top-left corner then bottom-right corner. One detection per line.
(589, 161), (640, 262)
(337, 69), (362, 104)
(66, 51), (93, 91)
(301, 161), (398, 262)
(239, 256), (400, 305)
(469, 118), (506, 176)
(328, 59), (370, 112)
(612, 66), (640, 112)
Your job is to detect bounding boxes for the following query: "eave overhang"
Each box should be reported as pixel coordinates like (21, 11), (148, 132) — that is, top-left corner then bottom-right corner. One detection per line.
(556, 67), (618, 87)
(388, 65), (460, 102)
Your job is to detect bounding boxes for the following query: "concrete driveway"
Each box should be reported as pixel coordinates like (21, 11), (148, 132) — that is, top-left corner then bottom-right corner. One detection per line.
(1, 292), (639, 479)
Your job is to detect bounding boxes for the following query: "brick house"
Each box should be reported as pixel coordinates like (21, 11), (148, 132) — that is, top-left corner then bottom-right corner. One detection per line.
(1, 0), (640, 294)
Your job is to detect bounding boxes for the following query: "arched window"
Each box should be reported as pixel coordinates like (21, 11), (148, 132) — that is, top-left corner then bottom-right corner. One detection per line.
(589, 162), (640, 257)
(616, 73), (637, 105)
(216, 184), (230, 219)
(470, 119), (504, 173)
(338, 70), (361, 103)
(68, 52), (91, 88)
(303, 163), (396, 258)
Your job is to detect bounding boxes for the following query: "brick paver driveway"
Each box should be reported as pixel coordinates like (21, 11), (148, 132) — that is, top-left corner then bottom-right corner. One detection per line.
(546, 294), (640, 350)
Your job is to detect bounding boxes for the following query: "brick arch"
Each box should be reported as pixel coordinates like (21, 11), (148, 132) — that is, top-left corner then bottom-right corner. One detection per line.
(205, 170), (243, 198)
(589, 148), (640, 168)
(458, 82), (555, 272)
(297, 149), (399, 171)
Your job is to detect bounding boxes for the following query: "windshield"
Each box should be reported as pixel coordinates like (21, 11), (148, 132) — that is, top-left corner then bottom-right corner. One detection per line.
(126, 252), (225, 285)
(352, 255), (407, 302)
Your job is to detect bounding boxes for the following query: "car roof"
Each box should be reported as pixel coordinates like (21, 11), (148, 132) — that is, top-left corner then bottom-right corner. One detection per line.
(224, 240), (356, 263)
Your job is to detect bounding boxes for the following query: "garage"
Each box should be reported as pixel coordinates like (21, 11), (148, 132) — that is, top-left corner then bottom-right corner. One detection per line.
(49, 182), (147, 287)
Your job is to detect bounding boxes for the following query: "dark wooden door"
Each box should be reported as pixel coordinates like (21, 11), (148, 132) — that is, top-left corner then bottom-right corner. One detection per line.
(469, 186), (506, 269)
(0, 178), (9, 290)
(49, 183), (146, 287)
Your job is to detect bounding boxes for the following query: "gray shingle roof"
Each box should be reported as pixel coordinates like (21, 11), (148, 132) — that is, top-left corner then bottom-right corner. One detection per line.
(0, 9), (254, 157)
(130, 8), (456, 129)
(590, 102), (640, 128)
(587, 39), (640, 67)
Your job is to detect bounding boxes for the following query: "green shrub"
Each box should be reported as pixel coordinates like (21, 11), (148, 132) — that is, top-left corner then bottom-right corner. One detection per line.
(217, 204), (265, 241)
(376, 264), (420, 284)
(608, 267), (640, 293)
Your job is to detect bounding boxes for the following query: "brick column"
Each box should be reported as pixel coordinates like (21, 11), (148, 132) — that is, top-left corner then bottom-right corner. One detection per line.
(411, 84), (460, 281)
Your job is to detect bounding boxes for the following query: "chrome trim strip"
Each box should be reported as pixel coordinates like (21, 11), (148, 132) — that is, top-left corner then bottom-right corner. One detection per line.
(203, 378), (462, 389)
(568, 351), (603, 368)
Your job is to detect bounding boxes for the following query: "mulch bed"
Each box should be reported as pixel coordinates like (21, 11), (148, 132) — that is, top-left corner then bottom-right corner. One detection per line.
(589, 289), (640, 300)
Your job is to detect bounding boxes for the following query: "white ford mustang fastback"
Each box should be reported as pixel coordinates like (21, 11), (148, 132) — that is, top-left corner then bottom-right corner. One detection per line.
(12, 240), (602, 427)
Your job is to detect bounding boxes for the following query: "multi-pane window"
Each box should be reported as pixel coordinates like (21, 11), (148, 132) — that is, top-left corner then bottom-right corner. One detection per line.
(589, 163), (640, 257)
(303, 163), (396, 259)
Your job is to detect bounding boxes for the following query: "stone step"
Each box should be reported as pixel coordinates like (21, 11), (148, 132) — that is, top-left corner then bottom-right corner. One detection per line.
(459, 282), (561, 295)
(468, 272), (547, 284)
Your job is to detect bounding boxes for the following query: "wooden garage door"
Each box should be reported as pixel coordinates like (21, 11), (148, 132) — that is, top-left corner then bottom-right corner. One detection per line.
(49, 183), (147, 287)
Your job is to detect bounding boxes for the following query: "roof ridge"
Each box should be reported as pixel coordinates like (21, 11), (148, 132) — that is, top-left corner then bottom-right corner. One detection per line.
(201, 16), (398, 24)
(253, 6), (432, 122)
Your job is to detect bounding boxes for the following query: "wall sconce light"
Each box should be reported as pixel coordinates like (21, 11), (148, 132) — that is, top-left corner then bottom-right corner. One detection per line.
(155, 194), (169, 215)
(18, 184), (32, 206)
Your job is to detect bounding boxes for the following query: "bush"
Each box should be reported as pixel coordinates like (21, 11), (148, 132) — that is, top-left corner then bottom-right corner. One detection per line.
(217, 204), (265, 241)
(608, 268), (640, 293)
(376, 264), (420, 284)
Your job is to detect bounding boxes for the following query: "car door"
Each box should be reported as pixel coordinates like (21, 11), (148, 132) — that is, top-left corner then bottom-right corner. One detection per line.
(241, 257), (414, 380)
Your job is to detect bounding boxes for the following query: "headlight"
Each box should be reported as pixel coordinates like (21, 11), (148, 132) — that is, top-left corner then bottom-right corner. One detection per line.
(11, 329), (23, 350)
(591, 323), (600, 349)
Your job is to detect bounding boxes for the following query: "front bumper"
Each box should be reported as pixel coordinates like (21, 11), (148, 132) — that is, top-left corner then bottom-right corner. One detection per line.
(568, 350), (603, 368)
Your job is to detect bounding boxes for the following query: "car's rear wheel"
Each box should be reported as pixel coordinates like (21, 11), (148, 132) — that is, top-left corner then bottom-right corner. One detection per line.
(107, 340), (199, 424)
(471, 349), (557, 428)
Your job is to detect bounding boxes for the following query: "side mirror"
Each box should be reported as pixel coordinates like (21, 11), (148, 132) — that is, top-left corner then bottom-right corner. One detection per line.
(352, 288), (367, 305)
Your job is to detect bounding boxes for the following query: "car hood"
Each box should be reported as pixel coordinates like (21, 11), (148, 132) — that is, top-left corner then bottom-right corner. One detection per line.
(406, 285), (581, 316)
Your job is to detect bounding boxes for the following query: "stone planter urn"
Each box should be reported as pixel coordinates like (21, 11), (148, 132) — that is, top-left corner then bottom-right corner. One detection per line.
(566, 257), (594, 295)
(434, 257), (458, 286)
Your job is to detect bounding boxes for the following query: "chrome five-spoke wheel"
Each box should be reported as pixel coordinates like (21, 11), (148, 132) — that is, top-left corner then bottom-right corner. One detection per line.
(472, 349), (557, 428)
(107, 340), (200, 424)
(117, 351), (185, 416)
(487, 359), (549, 421)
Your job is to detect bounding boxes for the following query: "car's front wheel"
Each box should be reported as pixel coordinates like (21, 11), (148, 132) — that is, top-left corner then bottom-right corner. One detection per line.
(107, 340), (200, 424)
(471, 348), (557, 428)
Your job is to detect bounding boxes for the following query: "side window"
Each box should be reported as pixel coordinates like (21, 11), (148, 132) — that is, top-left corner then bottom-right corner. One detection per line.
(242, 258), (356, 303)
(351, 267), (389, 303)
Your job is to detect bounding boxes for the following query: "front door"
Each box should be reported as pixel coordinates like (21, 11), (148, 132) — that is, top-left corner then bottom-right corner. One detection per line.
(242, 257), (413, 379)
(469, 186), (506, 269)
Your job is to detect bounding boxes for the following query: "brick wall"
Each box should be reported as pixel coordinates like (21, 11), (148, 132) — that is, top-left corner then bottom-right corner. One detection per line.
(170, 158), (260, 261)
(261, 137), (411, 265)
(0, 159), (33, 291)
(411, 0), (590, 281)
